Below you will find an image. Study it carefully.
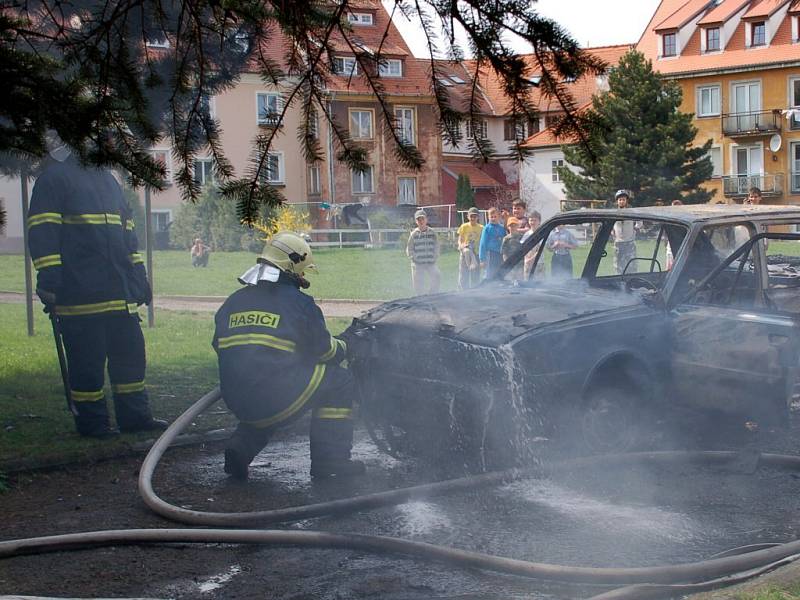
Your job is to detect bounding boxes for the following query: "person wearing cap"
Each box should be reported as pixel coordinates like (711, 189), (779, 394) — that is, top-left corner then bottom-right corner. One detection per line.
(501, 217), (525, 280)
(612, 190), (637, 274)
(213, 231), (365, 481)
(406, 209), (441, 295)
(456, 207), (483, 290)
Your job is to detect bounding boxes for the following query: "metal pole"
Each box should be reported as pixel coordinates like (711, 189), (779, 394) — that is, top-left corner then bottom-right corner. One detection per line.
(20, 171), (34, 336)
(144, 186), (155, 328)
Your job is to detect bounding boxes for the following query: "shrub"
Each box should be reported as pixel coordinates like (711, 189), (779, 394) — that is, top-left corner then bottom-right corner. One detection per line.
(170, 186), (254, 251)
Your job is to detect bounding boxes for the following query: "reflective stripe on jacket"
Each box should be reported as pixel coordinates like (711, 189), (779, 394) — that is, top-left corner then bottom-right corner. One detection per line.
(212, 279), (346, 424)
(27, 156), (150, 316)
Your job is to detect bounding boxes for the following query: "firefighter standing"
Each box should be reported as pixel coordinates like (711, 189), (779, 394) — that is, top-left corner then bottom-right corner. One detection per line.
(213, 232), (365, 480)
(27, 133), (166, 438)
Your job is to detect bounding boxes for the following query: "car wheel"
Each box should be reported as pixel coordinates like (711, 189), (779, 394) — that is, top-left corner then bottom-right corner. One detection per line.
(581, 383), (642, 454)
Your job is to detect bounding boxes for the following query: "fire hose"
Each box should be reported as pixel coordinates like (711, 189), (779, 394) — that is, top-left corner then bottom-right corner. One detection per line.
(3, 385), (800, 600)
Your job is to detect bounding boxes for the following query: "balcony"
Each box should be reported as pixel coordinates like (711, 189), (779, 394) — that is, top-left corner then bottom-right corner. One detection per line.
(721, 173), (784, 197)
(721, 110), (781, 137)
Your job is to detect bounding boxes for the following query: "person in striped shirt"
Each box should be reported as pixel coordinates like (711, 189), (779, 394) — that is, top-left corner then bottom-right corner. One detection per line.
(406, 209), (441, 295)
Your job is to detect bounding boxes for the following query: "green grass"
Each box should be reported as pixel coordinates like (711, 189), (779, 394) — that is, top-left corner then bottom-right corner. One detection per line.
(1, 248), (461, 300)
(0, 302), (351, 469)
(735, 585), (800, 600)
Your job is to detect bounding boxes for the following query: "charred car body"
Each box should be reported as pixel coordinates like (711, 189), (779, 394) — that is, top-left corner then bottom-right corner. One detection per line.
(344, 206), (800, 465)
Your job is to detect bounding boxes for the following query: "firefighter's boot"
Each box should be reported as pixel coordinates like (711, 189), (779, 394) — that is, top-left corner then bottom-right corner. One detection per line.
(224, 423), (272, 481)
(310, 408), (365, 479)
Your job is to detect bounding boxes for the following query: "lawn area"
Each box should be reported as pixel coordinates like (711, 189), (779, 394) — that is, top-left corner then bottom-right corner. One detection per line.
(1, 247), (461, 300)
(0, 302), (351, 470)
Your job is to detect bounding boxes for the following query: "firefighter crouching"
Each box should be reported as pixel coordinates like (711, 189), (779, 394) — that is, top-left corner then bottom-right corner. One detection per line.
(27, 133), (167, 438)
(213, 232), (366, 480)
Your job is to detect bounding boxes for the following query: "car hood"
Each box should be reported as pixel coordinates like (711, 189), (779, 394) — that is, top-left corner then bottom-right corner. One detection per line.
(357, 283), (645, 347)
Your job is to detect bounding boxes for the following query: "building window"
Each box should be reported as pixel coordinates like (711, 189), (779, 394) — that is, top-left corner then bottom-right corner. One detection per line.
(551, 159), (564, 183)
(151, 149), (171, 183)
(398, 177), (416, 204)
(352, 166), (374, 193)
(256, 93), (282, 126)
(752, 22), (766, 46)
(308, 166), (321, 195)
(706, 27), (720, 51)
(503, 119), (527, 141)
(544, 114), (560, 129)
(466, 119), (488, 140)
(528, 118), (541, 135)
(792, 142), (800, 193)
(193, 158), (215, 186)
(260, 152), (284, 184)
(697, 85), (721, 117)
(662, 32), (677, 57)
(145, 34), (169, 48)
(151, 210), (171, 233)
(309, 111), (319, 140)
(394, 107), (415, 145)
(334, 57), (358, 76)
(348, 12), (373, 25)
(790, 78), (800, 130)
(350, 110), (373, 139)
(379, 59), (403, 77)
(199, 93), (215, 120)
(707, 146), (722, 178)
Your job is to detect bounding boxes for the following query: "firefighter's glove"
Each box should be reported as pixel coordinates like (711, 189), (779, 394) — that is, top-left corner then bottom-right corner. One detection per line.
(36, 287), (57, 309)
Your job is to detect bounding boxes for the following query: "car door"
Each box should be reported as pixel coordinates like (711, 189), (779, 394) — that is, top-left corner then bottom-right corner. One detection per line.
(668, 229), (800, 422)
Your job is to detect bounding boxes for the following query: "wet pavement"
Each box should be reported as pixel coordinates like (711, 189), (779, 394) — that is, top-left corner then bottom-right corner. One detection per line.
(3, 420), (800, 599)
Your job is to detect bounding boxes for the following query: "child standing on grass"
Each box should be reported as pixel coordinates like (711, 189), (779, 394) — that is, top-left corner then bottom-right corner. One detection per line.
(406, 209), (441, 295)
(479, 207), (506, 281)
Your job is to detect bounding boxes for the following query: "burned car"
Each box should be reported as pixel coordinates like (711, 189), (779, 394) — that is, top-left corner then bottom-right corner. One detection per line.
(344, 205), (800, 465)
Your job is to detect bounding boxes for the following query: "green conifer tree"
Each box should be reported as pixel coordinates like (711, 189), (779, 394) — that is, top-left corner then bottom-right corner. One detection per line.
(455, 174), (475, 211)
(561, 50), (714, 207)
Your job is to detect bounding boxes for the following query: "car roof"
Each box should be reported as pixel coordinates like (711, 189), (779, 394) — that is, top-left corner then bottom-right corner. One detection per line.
(551, 204), (800, 225)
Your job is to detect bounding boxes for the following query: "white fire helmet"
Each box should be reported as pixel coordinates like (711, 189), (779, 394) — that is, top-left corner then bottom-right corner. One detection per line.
(259, 231), (316, 276)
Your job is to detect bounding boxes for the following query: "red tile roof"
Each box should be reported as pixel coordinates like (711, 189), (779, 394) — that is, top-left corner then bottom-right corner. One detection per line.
(520, 127), (575, 149)
(742, 0), (792, 19)
(697, 0), (751, 24)
(442, 162), (506, 188)
(656, 0), (713, 31)
(323, 1), (441, 96)
(790, 0), (800, 14)
(469, 45), (631, 116)
(638, 0), (800, 75)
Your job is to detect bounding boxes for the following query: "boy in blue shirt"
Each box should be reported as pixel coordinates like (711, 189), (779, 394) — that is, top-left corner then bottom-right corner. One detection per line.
(479, 207), (507, 280)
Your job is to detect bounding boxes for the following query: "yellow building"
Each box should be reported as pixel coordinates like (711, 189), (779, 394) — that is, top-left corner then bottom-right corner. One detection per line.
(638, 0), (800, 204)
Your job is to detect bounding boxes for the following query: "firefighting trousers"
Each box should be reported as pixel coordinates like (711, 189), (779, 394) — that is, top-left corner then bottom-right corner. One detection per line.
(59, 313), (153, 435)
(226, 363), (355, 467)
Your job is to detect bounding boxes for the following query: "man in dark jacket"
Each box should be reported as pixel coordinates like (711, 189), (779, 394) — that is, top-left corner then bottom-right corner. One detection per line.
(27, 133), (166, 438)
(213, 231), (365, 480)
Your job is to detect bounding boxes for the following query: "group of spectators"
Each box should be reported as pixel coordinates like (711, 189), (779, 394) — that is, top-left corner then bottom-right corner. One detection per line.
(405, 199), (542, 295)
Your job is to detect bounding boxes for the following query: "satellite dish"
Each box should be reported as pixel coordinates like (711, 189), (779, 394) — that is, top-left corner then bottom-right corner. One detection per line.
(769, 133), (783, 153)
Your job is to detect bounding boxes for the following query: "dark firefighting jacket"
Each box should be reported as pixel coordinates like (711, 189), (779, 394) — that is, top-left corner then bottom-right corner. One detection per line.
(27, 156), (151, 317)
(212, 277), (347, 426)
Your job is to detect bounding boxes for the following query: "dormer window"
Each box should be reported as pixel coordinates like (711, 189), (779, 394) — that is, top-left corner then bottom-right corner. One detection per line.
(333, 57), (358, 76)
(378, 59), (402, 77)
(662, 32), (677, 57)
(348, 12), (373, 25)
(752, 21), (766, 46)
(706, 27), (720, 51)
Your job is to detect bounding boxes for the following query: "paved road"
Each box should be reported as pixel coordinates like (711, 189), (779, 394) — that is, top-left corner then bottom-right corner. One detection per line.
(0, 291), (380, 318)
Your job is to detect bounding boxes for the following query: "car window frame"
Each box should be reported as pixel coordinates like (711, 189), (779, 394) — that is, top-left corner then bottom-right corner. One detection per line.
(501, 215), (689, 284)
(677, 231), (800, 312)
